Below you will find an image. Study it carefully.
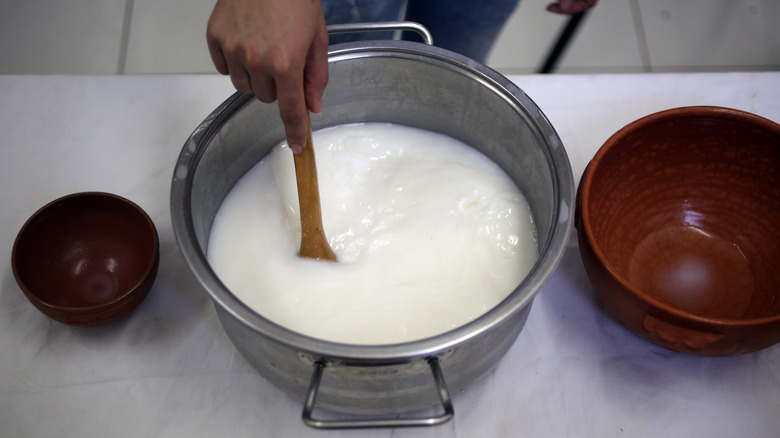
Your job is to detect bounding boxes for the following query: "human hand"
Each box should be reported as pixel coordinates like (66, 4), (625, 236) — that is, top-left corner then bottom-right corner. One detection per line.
(207, 0), (329, 154)
(547, 0), (598, 15)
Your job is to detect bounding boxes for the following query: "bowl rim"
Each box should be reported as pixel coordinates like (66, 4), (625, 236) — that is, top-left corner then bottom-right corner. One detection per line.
(11, 191), (160, 313)
(579, 105), (780, 327)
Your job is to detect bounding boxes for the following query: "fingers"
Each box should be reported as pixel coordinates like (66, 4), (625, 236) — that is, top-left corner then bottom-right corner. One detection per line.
(248, 73), (277, 103)
(547, 0), (598, 15)
(277, 19), (328, 153)
(206, 7), (251, 95)
(226, 57), (254, 95)
(206, 36), (229, 76)
(304, 20), (330, 114)
(555, 0), (574, 12)
(213, 33), (312, 154)
(206, 0), (328, 154)
(209, 38), (279, 100)
(276, 70), (309, 155)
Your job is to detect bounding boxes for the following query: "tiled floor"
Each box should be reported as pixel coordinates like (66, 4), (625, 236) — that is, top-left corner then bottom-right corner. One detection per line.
(491, 0), (780, 73)
(0, 0), (778, 75)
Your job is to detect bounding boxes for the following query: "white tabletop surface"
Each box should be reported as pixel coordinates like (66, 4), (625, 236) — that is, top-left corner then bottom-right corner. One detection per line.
(1, 72), (778, 438)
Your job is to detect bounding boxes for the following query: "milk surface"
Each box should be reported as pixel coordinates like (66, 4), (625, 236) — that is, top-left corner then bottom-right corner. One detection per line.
(207, 123), (538, 345)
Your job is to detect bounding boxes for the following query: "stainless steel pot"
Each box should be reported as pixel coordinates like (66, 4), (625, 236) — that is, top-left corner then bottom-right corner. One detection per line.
(171, 26), (574, 428)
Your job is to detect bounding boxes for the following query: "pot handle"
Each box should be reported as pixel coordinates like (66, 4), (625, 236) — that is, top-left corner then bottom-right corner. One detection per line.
(302, 357), (454, 429)
(327, 21), (434, 46)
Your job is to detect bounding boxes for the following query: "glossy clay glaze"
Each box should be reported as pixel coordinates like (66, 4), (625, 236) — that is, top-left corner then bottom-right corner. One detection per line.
(12, 192), (159, 326)
(578, 106), (780, 356)
(208, 123), (538, 345)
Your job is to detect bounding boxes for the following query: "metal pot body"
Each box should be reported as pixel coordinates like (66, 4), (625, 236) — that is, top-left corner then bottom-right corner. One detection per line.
(171, 40), (574, 417)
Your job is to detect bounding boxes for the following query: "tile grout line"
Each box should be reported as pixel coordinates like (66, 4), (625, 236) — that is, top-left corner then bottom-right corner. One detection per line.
(117, 0), (135, 75)
(629, 0), (653, 73)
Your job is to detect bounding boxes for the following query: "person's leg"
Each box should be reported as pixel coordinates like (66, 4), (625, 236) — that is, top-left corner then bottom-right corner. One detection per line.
(322, 0), (406, 45)
(404, 0), (521, 63)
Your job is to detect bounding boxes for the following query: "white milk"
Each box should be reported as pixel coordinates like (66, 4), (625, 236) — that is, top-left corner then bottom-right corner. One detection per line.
(207, 123), (538, 345)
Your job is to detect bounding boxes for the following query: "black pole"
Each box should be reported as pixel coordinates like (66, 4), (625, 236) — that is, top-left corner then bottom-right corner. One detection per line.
(538, 11), (589, 74)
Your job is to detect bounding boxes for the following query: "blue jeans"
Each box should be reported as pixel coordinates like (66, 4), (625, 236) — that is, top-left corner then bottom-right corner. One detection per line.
(322, 0), (521, 63)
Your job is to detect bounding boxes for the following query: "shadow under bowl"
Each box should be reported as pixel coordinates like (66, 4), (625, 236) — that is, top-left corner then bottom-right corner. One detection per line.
(577, 106), (780, 356)
(12, 192), (159, 326)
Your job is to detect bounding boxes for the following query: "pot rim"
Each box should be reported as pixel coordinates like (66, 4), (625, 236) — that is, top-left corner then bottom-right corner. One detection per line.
(579, 105), (780, 328)
(171, 40), (574, 361)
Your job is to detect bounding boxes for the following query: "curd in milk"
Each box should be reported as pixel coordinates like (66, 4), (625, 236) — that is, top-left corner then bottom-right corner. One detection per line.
(207, 123), (538, 345)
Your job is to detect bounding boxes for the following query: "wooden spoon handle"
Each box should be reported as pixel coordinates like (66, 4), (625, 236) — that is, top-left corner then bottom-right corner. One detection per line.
(293, 113), (337, 261)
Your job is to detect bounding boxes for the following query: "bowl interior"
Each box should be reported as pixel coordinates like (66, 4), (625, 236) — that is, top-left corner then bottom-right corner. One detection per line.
(13, 193), (158, 309)
(585, 108), (780, 320)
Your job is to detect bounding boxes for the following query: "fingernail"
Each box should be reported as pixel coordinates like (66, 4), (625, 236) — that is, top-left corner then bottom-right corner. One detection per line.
(290, 143), (304, 154)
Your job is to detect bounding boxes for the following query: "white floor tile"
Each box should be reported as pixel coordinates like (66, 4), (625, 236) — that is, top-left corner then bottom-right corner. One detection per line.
(556, 0), (645, 73)
(487, 0), (568, 73)
(124, 0), (217, 74)
(637, 0), (780, 70)
(489, 0), (645, 74)
(0, 0), (126, 74)
(1, 0), (778, 75)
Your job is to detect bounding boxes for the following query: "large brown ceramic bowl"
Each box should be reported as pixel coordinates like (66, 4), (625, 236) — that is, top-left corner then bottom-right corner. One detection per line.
(577, 106), (780, 356)
(12, 192), (159, 327)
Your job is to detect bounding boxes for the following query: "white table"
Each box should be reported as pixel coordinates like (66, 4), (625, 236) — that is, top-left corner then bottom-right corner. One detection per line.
(1, 73), (778, 438)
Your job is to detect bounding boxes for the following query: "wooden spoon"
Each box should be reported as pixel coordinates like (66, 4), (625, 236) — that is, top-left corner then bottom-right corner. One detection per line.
(293, 113), (337, 262)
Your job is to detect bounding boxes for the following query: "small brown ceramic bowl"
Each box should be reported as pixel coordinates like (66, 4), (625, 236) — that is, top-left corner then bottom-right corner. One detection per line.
(12, 192), (159, 327)
(577, 106), (780, 356)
